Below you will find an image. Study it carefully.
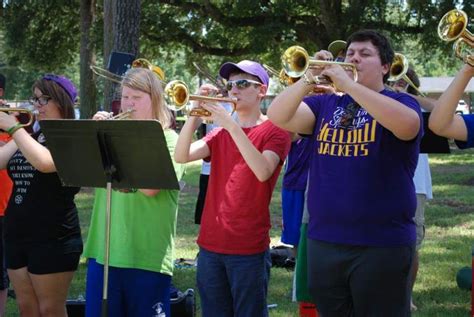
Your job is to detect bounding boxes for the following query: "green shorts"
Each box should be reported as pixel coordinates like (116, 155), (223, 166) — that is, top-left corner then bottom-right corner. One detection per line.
(295, 223), (313, 302)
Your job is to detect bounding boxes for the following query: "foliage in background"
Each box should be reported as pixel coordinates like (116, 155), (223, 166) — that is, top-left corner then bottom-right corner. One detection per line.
(0, 0), (473, 101)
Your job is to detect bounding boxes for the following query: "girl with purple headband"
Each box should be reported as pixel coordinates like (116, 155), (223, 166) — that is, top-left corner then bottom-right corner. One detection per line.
(0, 74), (82, 317)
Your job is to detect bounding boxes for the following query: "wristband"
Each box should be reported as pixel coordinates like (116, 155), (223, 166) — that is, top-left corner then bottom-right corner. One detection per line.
(6, 122), (22, 136)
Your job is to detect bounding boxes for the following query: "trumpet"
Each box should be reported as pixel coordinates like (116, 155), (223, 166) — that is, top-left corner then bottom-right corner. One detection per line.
(0, 107), (35, 127)
(388, 53), (425, 97)
(112, 108), (135, 120)
(164, 80), (237, 117)
(438, 9), (473, 66)
(281, 45), (358, 88)
(263, 64), (299, 86)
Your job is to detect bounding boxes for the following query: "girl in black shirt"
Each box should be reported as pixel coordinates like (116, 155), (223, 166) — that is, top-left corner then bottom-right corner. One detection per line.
(0, 74), (82, 317)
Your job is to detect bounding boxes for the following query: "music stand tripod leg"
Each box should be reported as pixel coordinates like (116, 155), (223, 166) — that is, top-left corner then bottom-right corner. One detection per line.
(101, 180), (113, 317)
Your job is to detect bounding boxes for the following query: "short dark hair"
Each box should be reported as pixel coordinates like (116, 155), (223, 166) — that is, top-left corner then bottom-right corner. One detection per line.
(346, 30), (394, 83)
(0, 74), (5, 90)
(405, 68), (421, 96)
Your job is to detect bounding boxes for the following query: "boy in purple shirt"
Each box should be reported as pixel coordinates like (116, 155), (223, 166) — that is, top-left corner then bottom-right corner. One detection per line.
(280, 138), (312, 249)
(268, 30), (422, 316)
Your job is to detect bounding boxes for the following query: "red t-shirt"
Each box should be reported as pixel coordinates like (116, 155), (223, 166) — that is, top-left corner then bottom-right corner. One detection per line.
(197, 120), (291, 255)
(0, 133), (13, 216)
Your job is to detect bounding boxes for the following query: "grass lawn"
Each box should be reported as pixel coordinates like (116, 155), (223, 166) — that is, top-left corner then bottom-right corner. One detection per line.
(6, 147), (474, 316)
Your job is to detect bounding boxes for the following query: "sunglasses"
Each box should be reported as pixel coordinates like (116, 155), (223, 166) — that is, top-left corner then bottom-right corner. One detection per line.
(225, 79), (262, 91)
(340, 102), (360, 129)
(29, 95), (52, 107)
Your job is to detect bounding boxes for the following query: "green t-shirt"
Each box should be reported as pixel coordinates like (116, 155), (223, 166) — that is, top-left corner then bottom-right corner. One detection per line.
(83, 129), (185, 276)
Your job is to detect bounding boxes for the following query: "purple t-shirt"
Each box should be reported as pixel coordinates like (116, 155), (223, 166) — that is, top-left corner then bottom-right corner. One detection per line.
(304, 89), (422, 247)
(455, 114), (474, 149)
(282, 138), (314, 190)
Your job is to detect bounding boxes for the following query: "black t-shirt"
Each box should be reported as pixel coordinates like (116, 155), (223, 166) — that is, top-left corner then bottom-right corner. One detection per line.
(5, 131), (82, 244)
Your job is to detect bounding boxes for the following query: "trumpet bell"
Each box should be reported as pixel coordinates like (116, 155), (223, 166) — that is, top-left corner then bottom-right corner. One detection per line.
(387, 53), (425, 96)
(164, 80), (189, 111)
(438, 9), (468, 42)
(438, 9), (473, 66)
(388, 53), (409, 82)
(282, 46), (309, 78)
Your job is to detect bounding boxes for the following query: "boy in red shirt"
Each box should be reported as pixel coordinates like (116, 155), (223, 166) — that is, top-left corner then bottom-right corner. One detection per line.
(175, 60), (291, 316)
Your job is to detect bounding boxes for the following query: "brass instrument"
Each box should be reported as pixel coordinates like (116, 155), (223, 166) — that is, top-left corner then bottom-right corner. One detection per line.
(112, 108), (135, 120)
(388, 53), (426, 97)
(164, 80), (237, 116)
(263, 64), (299, 86)
(90, 58), (166, 83)
(281, 45), (358, 87)
(192, 62), (227, 92)
(90, 65), (123, 84)
(438, 9), (473, 66)
(0, 107), (34, 127)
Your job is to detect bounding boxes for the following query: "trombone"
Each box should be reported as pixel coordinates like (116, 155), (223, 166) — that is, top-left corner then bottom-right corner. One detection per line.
(388, 53), (426, 97)
(0, 108), (35, 127)
(192, 62), (227, 92)
(281, 45), (358, 87)
(164, 80), (237, 117)
(90, 58), (166, 84)
(438, 9), (473, 66)
(263, 64), (299, 86)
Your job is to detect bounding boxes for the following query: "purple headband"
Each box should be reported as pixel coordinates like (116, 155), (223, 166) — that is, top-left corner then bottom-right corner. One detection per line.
(42, 74), (78, 103)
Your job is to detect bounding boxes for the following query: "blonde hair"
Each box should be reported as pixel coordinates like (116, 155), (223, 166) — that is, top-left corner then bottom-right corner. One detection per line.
(121, 68), (173, 129)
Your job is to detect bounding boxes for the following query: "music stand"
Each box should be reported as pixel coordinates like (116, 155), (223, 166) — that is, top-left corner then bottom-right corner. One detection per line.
(40, 119), (179, 317)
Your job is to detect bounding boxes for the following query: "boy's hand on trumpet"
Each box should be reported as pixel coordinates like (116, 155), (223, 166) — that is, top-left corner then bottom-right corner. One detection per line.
(200, 101), (235, 131)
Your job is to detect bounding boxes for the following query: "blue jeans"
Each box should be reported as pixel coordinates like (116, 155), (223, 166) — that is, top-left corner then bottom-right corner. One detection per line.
(197, 247), (271, 317)
(85, 258), (171, 317)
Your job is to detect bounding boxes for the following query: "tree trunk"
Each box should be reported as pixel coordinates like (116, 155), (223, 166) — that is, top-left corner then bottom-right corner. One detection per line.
(103, 0), (140, 112)
(79, 0), (97, 119)
(103, 0), (114, 112)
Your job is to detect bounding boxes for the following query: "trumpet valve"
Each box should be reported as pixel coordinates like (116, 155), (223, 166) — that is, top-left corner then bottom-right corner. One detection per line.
(189, 107), (212, 117)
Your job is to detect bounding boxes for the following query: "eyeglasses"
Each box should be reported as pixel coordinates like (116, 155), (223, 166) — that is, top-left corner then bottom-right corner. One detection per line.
(340, 102), (360, 129)
(29, 95), (52, 107)
(225, 79), (262, 91)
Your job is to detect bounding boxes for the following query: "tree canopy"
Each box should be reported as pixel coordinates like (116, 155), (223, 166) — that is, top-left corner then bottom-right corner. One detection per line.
(0, 0), (472, 100)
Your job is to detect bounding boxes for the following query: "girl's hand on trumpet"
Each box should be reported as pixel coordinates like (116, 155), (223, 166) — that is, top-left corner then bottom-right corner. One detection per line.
(92, 111), (114, 120)
(0, 111), (19, 132)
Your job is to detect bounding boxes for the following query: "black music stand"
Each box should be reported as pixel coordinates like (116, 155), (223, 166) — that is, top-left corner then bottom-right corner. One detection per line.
(40, 119), (179, 317)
